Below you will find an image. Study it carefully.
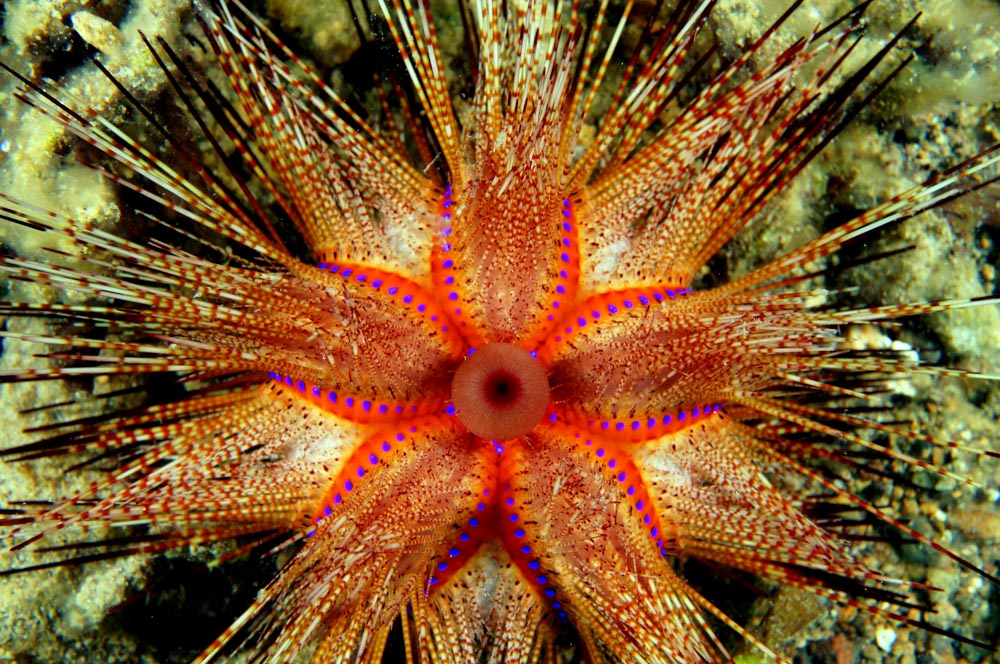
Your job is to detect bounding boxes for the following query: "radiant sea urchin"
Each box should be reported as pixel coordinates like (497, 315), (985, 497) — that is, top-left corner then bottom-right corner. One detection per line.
(0, 0), (992, 656)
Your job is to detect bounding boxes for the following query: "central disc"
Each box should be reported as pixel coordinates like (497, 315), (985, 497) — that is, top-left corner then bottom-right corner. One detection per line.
(451, 343), (550, 440)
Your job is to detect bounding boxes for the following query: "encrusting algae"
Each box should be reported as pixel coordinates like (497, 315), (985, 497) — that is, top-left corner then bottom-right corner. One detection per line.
(0, 0), (998, 662)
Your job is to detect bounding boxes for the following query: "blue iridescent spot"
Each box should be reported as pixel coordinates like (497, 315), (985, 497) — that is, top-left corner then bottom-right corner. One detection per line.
(356, 274), (367, 282)
(449, 548), (460, 557)
(559, 270), (568, 278)
(470, 518), (480, 527)
(608, 459), (617, 469)
(560, 253), (570, 262)
(460, 533), (470, 542)
(528, 560), (540, 570)
(437, 562), (448, 571)
(544, 589), (556, 598)
(636, 500), (644, 510)
(663, 414), (672, 425)
(382, 441), (391, 452)
(328, 392), (337, 403)
(345, 480), (354, 492)
(297, 380), (305, 391)
(449, 292), (459, 300)
(624, 300), (634, 308)
(334, 494), (342, 504)
(362, 400), (372, 411)
(369, 453), (378, 465)
(521, 545), (531, 554)
(341, 269), (352, 277)
(615, 422), (624, 431)
(388, 286), (398, 295)
(638, 295), (649, 305)
(556, 285), (565, 294)
(562, 222), (571, 232)
(311, 386), (320, 397)
(577, 317), (586, 327)
(442, 259), (453, 268)
(514, 528), (525, 538)
(562, 238), (571, 247)
(608, 304), (618, 314)
(678, 411), (686, 421)
(356, 467), (365, 478)
(403, 294), (413, 304)
(627, 486), (635, 496)
(346, 397), (355, 408)
(372, 279), (382, 288)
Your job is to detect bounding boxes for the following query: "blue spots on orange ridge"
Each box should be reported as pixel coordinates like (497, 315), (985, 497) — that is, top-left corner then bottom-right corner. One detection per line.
(574, 403), (724, 443)
(551, 420), (674, 557)
(268, 372), (445, 423)
(543, 286), (692, 348)
(315, 261), (456, 339)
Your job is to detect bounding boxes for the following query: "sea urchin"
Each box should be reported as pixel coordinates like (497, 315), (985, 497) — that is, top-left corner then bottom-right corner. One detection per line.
(1, 0), (999, 662)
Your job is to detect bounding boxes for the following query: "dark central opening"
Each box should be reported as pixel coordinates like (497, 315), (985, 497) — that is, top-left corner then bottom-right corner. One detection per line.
(485, 370), (521, 407)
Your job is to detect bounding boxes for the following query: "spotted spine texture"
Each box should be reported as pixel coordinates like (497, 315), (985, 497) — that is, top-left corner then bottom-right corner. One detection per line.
(0, 1), (998, 663)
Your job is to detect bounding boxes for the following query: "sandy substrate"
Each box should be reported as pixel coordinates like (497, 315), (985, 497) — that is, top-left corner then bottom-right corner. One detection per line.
(0, 0), (997, 662)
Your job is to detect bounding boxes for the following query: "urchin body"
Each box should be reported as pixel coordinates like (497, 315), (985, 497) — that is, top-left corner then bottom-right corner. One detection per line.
(0, 1), (998, 663)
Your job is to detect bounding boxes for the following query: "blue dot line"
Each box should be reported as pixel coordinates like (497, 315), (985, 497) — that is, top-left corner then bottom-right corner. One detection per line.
(428, 510), (485, 586)
(318, 259), (450, 334)
(556, 288), (691, 338)
(588, 403), (723, 437)
(268, 372), (425, 421)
